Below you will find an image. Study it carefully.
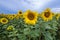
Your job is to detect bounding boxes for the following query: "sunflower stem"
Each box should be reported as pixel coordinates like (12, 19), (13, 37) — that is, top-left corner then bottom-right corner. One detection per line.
(33, 37), (36, 40)
(39, 36), (41, 40)
(29, 35), (31, 40)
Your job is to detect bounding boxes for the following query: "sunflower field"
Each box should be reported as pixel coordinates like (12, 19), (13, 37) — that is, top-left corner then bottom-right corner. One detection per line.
(0, 8), (60, 40)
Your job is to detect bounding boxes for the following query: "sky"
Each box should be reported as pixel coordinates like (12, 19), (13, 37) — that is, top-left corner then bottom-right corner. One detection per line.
(0, 0), (60, 14)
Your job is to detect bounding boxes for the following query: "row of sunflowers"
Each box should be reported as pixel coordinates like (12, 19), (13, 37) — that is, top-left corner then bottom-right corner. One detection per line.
(0, 8), (60, 40)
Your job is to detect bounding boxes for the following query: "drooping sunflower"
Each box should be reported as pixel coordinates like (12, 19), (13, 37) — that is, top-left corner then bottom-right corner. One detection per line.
(23, 10), (38, 25)
(41, 8), (53, 21)
(0, 18), (8, 24)
(56, 14), (60, 20)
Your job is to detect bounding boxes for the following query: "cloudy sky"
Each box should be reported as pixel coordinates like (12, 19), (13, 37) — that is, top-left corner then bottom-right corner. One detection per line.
(0, 0), (60, 14)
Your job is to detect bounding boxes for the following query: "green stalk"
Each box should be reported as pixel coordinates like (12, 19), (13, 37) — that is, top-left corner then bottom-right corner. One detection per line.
(33, 37), (36, 40)
(29, 35), (31, 40)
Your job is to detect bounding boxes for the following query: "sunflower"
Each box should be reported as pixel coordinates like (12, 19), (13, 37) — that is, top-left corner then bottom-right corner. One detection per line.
(7, 25), (14, 31)
(38, 13), (41, 17)
(0, 14), (6, 17)
(12, 14), (16, 17)
(7, 15), (15, 20)
(0, 18), (8, 24)
(15, 15), (20, 19)
(56, 14), (60, 20)
(0, 13), (5, 16)
(23, 10), (38, 25)
(17, 10), (22, 16)
(41, 8), (53, 21)
(16, 10), (23, 19)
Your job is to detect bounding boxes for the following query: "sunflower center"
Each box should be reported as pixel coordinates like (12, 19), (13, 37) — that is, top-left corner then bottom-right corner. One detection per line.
(2, 20), (6, 22)
(13, 15), (15, 16)
(27, 12), (35, 20)
(19, 12), (22, 14)
(44, 12), (50, 18)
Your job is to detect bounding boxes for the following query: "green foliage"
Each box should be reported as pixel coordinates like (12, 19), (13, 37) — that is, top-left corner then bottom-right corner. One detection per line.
(56, 17), (60, 40)
(0, 16), (58, 40)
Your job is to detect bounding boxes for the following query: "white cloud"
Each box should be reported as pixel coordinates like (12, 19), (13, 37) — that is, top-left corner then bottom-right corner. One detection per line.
(51, 8), (60, 13)
(0, 0), (53, 13)
(22, 0), (52, 11)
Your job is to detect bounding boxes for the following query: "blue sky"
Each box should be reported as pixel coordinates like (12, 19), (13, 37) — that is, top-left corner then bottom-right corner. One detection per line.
(0, 0), (60, 14)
